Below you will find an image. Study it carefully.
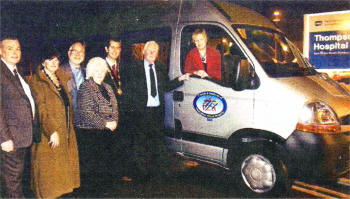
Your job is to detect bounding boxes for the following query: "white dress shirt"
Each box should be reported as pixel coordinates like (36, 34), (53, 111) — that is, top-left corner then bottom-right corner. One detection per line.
(144, 60), (160, 107)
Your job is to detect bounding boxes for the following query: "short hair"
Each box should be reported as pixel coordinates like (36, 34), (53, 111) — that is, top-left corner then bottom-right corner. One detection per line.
(192, 28), (208, 42)
(143, 41), (159, 55)
(85, 57), (108, 79)
(0, 36), (19, 48)
(105, 38), (121, 48)
(68, 41), (86, 52)
(41, 47), (61, 63)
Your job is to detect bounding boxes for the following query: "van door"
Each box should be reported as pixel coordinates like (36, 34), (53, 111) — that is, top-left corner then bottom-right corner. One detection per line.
(174, 24), (257, 164)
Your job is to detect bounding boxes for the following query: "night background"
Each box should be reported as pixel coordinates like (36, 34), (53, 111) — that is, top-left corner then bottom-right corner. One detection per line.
(1, 1), (350, 198)
(1, 0), (349, 74)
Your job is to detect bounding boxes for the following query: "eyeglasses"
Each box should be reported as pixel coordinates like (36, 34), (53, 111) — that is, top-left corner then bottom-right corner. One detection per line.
(69, 49), (84, 55)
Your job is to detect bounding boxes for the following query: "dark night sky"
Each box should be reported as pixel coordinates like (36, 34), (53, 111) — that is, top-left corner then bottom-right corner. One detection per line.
(1, 0), (349, 73)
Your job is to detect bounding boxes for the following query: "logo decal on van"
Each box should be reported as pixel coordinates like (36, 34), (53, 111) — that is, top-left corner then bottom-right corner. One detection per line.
(193, 91), (227, 119)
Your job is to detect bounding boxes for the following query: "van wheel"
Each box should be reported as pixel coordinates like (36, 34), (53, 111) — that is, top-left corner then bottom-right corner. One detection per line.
(230, 144), (290, 197)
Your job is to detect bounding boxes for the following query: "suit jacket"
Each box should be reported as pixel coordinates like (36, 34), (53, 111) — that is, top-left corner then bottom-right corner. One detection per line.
(0, 60), (39, 148)
(104, 61), (127, 98)
(125, 61), (183, 118)
(60, 63), (86, 117)
(104, 66), (120, 98)
(184, 47), (221, 81)
(76, 78), (118, 130)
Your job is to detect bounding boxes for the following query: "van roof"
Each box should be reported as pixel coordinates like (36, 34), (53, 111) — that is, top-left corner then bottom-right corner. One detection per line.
(164, 0), (278, 30)
(123, 0), (278, 32)
(211, 1), (277, 29)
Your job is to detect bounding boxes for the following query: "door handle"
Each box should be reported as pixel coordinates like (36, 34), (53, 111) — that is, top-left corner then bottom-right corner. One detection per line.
(173, 91), (184, 101)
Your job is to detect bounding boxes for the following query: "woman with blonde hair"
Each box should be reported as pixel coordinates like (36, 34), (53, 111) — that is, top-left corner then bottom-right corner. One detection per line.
(184, 28), (221, 80)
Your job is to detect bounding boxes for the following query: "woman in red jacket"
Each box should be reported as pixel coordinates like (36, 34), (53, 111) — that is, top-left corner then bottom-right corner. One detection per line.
(184, 28), (221, 81)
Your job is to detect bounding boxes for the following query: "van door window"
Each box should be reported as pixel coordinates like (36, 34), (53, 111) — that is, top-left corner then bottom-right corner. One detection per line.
(181, 25), (258, 89)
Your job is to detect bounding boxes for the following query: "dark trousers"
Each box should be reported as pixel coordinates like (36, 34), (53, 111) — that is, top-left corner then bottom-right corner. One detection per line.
(76, 128), (118, 192)
(1, 148), (27, 198)
(131, 107), (170, 179)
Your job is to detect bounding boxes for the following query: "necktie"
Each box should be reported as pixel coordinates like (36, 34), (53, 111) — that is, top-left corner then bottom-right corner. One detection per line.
(13, 68), (21, 82)
(149, 64), (156, 97)
(75, 69), (84, 90)
(112, 64), (117, 78)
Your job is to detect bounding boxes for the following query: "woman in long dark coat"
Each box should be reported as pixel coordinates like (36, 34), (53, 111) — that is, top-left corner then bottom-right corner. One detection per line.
(28, 50), (80, 198)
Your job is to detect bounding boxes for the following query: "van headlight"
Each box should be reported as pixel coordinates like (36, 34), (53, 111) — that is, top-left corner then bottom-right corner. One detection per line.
(296, 102), (341, 134)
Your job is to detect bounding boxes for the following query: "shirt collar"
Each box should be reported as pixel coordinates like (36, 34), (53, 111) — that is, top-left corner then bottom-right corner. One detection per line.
(1, 58), (17, 75)
(144, 59), (155, 69)
(69, 61), (80, 72)
(106, 57), (116, 68)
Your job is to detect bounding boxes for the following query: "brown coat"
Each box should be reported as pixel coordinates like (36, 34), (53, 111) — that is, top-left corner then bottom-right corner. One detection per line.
(28, 66), (80, 198)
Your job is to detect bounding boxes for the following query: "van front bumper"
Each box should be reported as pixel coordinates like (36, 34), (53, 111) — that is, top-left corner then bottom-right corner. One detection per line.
(284, 129), (350, 179)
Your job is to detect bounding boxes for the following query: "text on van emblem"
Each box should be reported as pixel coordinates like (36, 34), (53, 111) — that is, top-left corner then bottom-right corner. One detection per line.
(193, 91), (227, 119)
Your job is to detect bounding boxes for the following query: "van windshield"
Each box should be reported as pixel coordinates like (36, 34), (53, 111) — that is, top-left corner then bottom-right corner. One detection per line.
(234, 26), (317, 78)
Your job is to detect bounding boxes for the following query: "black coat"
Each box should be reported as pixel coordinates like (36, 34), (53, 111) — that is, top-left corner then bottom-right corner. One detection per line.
(125, 61), (183, 119)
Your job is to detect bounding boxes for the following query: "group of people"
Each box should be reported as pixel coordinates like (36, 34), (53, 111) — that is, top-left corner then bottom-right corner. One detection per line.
(0, 28), (220, 198)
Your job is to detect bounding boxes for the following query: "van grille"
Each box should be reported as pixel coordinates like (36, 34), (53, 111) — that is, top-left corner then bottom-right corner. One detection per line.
(340, 115), (350, 125)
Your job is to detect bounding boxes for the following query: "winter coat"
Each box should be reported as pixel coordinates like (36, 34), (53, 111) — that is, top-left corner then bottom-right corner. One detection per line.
(28, 66), (80, 199)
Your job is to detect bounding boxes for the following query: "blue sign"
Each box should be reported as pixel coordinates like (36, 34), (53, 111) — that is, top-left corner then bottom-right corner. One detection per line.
(309, 31), (350, 70)
(193, 91), (227, 119)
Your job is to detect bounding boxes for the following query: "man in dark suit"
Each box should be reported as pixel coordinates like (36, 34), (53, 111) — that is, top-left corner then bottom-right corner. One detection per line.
(104, 38), (123, 97)
(0, 36), (39, 198)
(126, 41), (189, 181)
(103, 38), (133, 182)
(60, 41), (86, 123)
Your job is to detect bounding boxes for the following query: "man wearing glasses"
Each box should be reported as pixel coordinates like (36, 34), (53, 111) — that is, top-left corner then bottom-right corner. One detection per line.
(61, 41), (86, 121)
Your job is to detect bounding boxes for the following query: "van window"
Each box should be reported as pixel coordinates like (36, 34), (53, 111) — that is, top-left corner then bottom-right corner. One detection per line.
(121, 27), (172, 70)
(234, 25), (317, 78)
(181, 25), (253, 87)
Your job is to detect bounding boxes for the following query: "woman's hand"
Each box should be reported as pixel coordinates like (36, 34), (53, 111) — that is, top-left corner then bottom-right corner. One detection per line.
(193, 70), (209, 79)
(106, 121), (117, 131)
(1, 140), (14, 152)
(49, 132), (59, 149)
(178, 73), (190, 82)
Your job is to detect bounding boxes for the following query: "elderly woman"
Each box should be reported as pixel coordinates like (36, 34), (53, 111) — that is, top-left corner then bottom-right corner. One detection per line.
(28, 48), (80, 198)
(75, 57), (118, 196)
(184, 28), (221, 81)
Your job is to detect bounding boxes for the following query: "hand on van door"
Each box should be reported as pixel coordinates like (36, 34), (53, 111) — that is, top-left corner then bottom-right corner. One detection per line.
(193, 70), (209, 79)
(178, 73), (191, 82)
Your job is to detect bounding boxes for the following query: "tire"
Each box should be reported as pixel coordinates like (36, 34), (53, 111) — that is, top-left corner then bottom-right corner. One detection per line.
(229, 142), (290, 197)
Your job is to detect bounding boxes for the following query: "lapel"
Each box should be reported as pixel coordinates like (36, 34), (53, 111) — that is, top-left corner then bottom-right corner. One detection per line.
(88, 79), (111, 105)
(57, 69), (73, 105)
(206, 47), (214, 69)
(36, 67), (72, 106)
(193, 48), (204, 69)
(0, 60), (28, 99)
(37, 67), (60, 97)
(140, 61), (148, 98)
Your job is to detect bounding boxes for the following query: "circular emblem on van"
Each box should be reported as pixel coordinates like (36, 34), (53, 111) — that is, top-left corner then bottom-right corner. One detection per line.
(193, 91), (227, 119)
